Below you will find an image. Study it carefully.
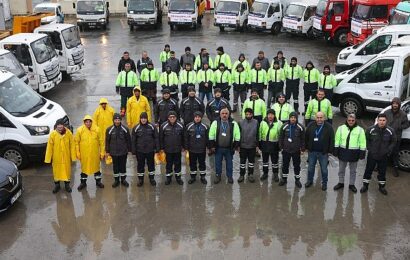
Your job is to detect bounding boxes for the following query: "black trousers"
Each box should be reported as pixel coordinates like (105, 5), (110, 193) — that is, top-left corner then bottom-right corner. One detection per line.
(189, 152), (206, 174)
(303, 82), (318, 110)
(136, 152), (155, 175)
(240, 148), (256, 175)
(285, 79), (300, 111)
(165, 152), (182, 176)
(112, 154), (127, 177)
(262, 150), (279, 174)
(363, 154), (387, 185)
(391, 139), (401, 168)
(281, 151), (301, 179)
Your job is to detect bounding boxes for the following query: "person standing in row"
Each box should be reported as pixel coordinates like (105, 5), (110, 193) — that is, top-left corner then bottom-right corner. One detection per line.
(278, 112), (304, 188)
(45, 119), (77, 193)
(137, 51), (152, 74)
(118, 51), (136, 73)
(132, 112), (159, 187)
(166, 51), (181, 74)
(155, 88), (179, 126)
(105, 113), (131, 188)
(361, 113), (396, 195)
(179, 63), (196, 99)
(159, 44), (171, 72)
(284, 57), (303, 113)
(126, 86), (152, 129)
(115, 63), (139, 117)
(184, 111), (209, 184)
(197, 62), (215, 102)
(140, 61), (160, 105)
(214, 46), (232, 70)
(303, 61), (320, 112)
(194, 48), (213, 71)
(272, 93), (294, 123)
(214, 63), (231, 101)
(242, 89), (266, 123)
(209, 108), (241, 184)
(180, 46), (195, 69)
(160, 64), (179, 100)
(305, 89), (333, 126)
(259, 109), (282, 182)
(160, 111), (185, 185)
(249, 61), (268, 100)
(267, 60), (285, 108)
(75, 115), (105, 191)
(206, 88), (231, 123)
(252, 51), (270, 71)
(231, 63), (249, 113)
(180, 87), (205, 125)
(271, 51), (287, 69)
(318, 65), (337, 101)
(305, 112), (334, 191)
(333, 114), (366, 193)
(232, 53), (251, 72)
(93, 98), (115, 134)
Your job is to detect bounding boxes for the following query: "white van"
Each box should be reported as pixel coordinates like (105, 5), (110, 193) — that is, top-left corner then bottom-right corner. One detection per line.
(214, 0), (249, 31)
(0, 49), (28, 84)
(282, 0), (318, 37)
(333, 46), (410, 117)
(125, 0), (163, 30)
(0, 33), (62, 93)
(34, 2), (65, 25)
(247, 0), (283, 34)
(73, 0), (110, 30)
(0, 70), (71, 169)
(34, 24), (85, 75)
(336, 25), (410, 73)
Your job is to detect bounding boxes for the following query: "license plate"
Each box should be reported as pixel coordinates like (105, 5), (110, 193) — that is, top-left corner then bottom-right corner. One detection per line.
(88, 22), (96, 26)
(136, 22), (145, 25)
(11, 189), (21, 205)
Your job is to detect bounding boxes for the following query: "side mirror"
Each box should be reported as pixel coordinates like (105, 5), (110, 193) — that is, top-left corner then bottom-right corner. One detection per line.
(106, 2), (110, 8)
(356, 77), (360, 83)
(72, 3), (76, 9)
(28, 67), (33, 72)
(124, 0), (127, 7)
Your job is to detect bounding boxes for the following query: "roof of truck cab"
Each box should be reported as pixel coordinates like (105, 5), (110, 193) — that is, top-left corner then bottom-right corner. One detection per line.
(218, 0), (248, 2)
(34, 3), (61, 9)
(0, 33), (48, 44)
(35, 23), (76, 32)
(253, 0), (281, 4)
(353, 0), (400, 5)
(288, 0), (318, 7)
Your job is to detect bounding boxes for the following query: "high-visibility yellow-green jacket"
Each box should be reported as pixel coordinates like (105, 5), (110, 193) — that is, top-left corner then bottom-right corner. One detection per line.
(159, 71), (179, 86)
(242, 98), (267, 119)
(194, 55), (214, 71)
(214, 69), (231, 84)
(232, 60), (251, 72)
(231, 70), (250, 85)
(272, 102), (294, 121)
(115, 70), (139, 87)
(179, 70), (196, 84)
(334, 124), (366, 162)
(319, 73), (337, 89)
(284, 65), (303, 80)
(140, 68), (160, 82)
(259, 119), (283, 142)
(208, 118), (241, 149)
(197, 69), (215, 84)
(249, 69), (268, 84)
(159, 51), (171, 63)
(214, 53), (232, 70)
(267, 68), (285, 83)
(305, 98), (333, 120)
(303, 68), (320, 83)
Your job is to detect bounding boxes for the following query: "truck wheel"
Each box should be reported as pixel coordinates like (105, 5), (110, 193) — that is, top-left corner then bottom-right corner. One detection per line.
(79, 25), (83, 32)
(306, 27), (314, 39)
(334, 29), (349, 47)
(398, 144), (410, 172)
(340, 97), (363, 117)
(170, 24), (175, 31)
(219, 26), (225, 32)
(271, 22), (281, 35)
(0, 145), (28, 170)
(129, 25), (133, 31)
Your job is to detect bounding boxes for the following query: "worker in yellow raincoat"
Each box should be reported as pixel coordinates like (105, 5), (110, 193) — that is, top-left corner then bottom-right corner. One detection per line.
(44, 118), (77, 193)
(93, 98), (115, 133)
(75, 115), (105, 191)
(126, 86), (152, 128)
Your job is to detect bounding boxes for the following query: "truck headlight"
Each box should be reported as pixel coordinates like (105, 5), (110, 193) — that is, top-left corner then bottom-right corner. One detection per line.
(77, 18), (84, 23)
(39, 75), (48, 83)
(24, 125), (50, 136)
(68, 58), (75, 66)
(99, 18), (106, 23)
(339, 53), (351, 60)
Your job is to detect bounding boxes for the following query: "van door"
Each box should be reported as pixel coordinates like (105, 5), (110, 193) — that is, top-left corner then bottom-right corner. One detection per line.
(356, 34), (393, 64)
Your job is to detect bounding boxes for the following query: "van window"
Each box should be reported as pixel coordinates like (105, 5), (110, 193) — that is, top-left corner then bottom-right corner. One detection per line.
(358, 59), (394, 83)
(0, 113), (14, 128)
(4, 44), (33, 66)
(360, 34), (392, 55)
(403, 56), (410, 76)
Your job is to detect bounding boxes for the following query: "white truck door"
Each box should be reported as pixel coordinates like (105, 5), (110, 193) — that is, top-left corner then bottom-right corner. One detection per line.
(266, 4), (275, 28)
(302, 6), (315, 34)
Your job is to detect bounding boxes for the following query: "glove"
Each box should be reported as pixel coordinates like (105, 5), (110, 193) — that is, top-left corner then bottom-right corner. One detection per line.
(359, 150), (366, 160)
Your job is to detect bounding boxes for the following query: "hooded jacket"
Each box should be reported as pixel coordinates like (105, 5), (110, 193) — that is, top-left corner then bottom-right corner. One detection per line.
(132, 120), (159, 154)
(366, 124), (396, 160)
(334, 122), (366, 162)
(384, 98), (410, 141)
(271, 95), (294, 122)
(126, 93), (152, 128)
(260, 117), (283, 152)
(105, 122), (131, 156)
(93, 98), (115, 133)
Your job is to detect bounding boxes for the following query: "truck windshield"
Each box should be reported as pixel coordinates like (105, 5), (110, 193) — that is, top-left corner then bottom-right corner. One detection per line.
(0, 52), (26, 78)
(0, 75), (46, 117)
(169, 0), (195, 12)
(216, 1), (240, 14)
(128, 0), (155, 13)
(390, 9), (410, 25)
(250, 2), (269, 16)
(62, 26), (81, 49)
(353, 4), (388, 20)
(33, 7), (55, 13)
(286, 4), (305, 18)
(353, 4), (371, 19)
(77, 1), (105, 15)
(31, 36), (57, 64)
(316, 0), (328, 17)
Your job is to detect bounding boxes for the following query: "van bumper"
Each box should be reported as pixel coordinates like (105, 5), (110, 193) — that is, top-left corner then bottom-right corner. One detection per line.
(23, 143), (47, 162)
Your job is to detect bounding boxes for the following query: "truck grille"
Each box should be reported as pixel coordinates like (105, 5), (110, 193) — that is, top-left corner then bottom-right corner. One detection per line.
(72, 49), (84, 65)
(85, 19), (98, 22)
(44, 63), (59, 81)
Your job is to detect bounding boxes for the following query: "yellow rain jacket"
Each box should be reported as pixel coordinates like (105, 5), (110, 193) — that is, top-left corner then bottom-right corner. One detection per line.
(93, 98), (115, 133)
(126, 88), (152, 128)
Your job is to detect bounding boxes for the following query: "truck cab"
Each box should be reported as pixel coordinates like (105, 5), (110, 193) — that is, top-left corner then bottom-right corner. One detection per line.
(0, 70), (71, 169)
(125, 0), (163, 30)
(282, 0), (318, 37)
(0, 33), (62, 93)
(73, 0), (110, 30)
(33, 3), (65, 25)
(167, 0), (206, 30)
(390, 1), (410, 25)
(0, 49), (28, 84)
(214, 0), (250, 31)
(247, 0), (283, 34)
(34, 24), (85, 75)
(333, 46), (410, 117)
(348, 0), (400, 45)
(313, 0), (353, 46)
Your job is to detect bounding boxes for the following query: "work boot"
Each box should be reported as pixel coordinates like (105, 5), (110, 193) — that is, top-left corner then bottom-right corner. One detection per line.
(64, 182), (72, 193)
(237, 175), (245, 183)
(149, 175), (157, 186)
(112, 177), (120, 188)
(188, 175), (196, 184)
(248, 174), (255, 183)
(200, 175), (207, 184)
(272, 172), (279, 182)
(214, 175), (221, 184)
(321, 184), (327, 191)
(260, 172), (268, 181)
(165, 176), (172, 185)
(176, 175), (184, 185)
(52, 182), (61, 194)
(295, 179), (302, 188)
(96, 179), (104, 189)
(137, 176), (144, 187)
(378, 184), (388, 195)
(305, 181), (313, 188)
(228, 177), (234, 184)
(393, 167), (399, 177)
(121, 176), (129, 187)
(333, 183), (344, 191)
(77, 181), (87, 191)
(278, 178), (287, 186)
(360, 183), (369, 193)
(349, 185), (357, 193)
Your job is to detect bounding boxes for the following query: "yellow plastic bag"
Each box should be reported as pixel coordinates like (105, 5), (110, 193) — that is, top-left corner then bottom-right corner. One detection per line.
(105, 155), (112, 165)
(185, 151), (190, 166)
(155, 151), (166, 165)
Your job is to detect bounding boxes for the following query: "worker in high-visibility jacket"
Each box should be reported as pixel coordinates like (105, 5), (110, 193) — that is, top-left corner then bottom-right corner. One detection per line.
(196, 62), (215, 102)
(93, 98), (115, 134)
(214, 63), (232, 101)
(319, 65), (337, 101)
(159, 44), (171, 72)
(249, 61), (268, 100)
(214, 46), (232, 70)
(242, 88), (267, 123)
(231, 63), (250, 112)
(179, 63), (196, 99)
(304, 88), (333, 125)
(271, 93), (294, 123)
(140, 61), (160, 104)
(284, 57), (303, 112)
(232, 53), (251, 73)
(267, 61), (286, 108)
(115, 63), (139, 117)
(333, 114), (366, 193)
(126, 86), (152, 129)
(194, 48), (213, 71)
(303, 61), (320, 112)
(160, 64), (179, 100)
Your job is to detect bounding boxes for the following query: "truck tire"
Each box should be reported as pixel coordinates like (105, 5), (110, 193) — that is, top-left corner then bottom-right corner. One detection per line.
(170, 24), (176, 31)
(129, 25), (134, 31)
(271, 22), (281, 35)
(79, 25), (83, 32)
(333, 29), (349, 47)
(307, 27), (314, 39)
(340, 97), (363, 117)
(0, 145), (28, 170)
(398, 144), (410, 172)
(219, 26), (225, 32)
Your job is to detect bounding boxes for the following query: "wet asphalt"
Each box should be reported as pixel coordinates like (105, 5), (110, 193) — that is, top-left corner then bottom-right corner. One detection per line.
(0, 15), (409, 259)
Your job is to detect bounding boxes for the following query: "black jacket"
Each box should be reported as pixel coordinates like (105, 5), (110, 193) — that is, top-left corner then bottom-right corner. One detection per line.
(305, 122), (334, 154)
(180, 96), (205, 124)
(137, 57), (152, 74)
(105, 124), (131, 156)
(385, 108), (409, 141)
(279, 122), (305, 154)
(184, 122), (209, 153)
(118, 57), (136, 73)
(165, 58), (181, 74)
(155, 98), (179, 125)
(206, 97), (231, 123)
(366, 125), (396, 160)
(131, 122), (159, 154)
(159, 120), (184, 153)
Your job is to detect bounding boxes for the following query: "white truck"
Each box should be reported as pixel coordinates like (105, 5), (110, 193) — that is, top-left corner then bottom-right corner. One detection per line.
(335, 24), (410, 73)
(125, 0), (163, 30)
(0, 70), (71, 169)
(0, 49), (28, 84)
(0, 33), (62, 93)
(167, 0), (205, 30)
(282, 0), (318, 37)
(332, 46), (410, 117)
(247, 0), (283, 34)
(73, 0), (110, 31)
(34, 24), (85, 75)
(33, 2), (65, 25)
(214, 0), (250, 31)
